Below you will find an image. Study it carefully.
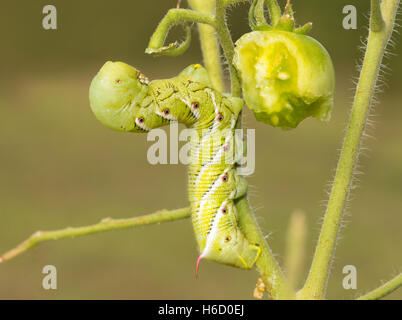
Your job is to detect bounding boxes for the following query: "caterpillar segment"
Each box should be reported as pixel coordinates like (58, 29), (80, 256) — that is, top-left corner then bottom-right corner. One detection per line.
(196, 200), (260, 273)
(89, 61), (261, 274)
(188, 93), (243, 180)
(189, 119), (260, 272)
(191, 169), (247, 242)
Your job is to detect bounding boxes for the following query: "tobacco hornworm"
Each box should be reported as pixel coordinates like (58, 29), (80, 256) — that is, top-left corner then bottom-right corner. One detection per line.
(89, 62), (261, 272)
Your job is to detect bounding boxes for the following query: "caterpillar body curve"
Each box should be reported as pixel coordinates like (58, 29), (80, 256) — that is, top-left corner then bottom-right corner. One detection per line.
(89, 61), (261, 272)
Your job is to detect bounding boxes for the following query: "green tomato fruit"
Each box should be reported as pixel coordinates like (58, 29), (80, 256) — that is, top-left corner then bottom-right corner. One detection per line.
(234, 30), (335, 129)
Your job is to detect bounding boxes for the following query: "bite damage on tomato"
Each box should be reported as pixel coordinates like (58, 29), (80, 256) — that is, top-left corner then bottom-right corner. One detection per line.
(234, 30), (335, 129)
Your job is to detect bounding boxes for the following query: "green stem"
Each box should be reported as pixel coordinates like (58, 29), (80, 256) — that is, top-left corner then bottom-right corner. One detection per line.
(298, 0), (399, 300)
(265, 0), (281, 26)
(357, 273), (402, 300)
(147, 1), (244, 96)
(246, 0), (282, 27)
(254, 0), (268, 26)
(236, 197), (295, 299)
(284, 210), (307, 289)
(0, 207), (190, 263)
(188, 0), (225, 92)
(146, 8), (215, 54)
(215, 0), (242, 96)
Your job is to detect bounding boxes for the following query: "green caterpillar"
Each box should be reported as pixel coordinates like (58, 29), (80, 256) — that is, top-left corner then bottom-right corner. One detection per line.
(89, 61), (260, 273)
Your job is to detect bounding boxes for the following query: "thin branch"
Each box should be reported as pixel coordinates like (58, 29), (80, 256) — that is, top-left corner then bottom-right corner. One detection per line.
(215, 0), (242, 96)
(188, 0), (225, 92)
(298, 0), (400, 300)
(284, 210), (307, 289)
(146, 1), (243, 95)
(357, 273), (402, 300)
(0, 207), (190, 263)
(146, 8), (215, 55)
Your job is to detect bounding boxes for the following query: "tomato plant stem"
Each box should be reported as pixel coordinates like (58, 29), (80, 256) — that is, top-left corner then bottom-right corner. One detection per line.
(358, 273), (402, 300)
(298, 0), (400, 300)
(0, 207), (191, 263)
(188, 0), (225, 92)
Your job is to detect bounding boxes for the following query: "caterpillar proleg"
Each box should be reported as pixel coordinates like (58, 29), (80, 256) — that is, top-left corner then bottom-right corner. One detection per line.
(89, 61), (261, 273)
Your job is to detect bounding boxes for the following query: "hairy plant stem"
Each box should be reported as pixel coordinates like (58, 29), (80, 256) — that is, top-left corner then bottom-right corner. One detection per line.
(188, 0), (225, 92)
(0, 207), (191, 263)
(214, 0), (241, 96)
(147, 8), (215, 53)
(284, 210), (307, 289)
(357, 273), (402, 300)
(298, 0), (400, 300)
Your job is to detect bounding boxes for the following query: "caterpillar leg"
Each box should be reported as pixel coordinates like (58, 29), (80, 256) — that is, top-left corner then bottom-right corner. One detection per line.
(232, 175), (248, 199)
(236, 242), (261, 269)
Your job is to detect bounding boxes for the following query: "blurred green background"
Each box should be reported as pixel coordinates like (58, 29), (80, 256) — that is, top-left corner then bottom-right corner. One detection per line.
(0, 0), (401, 299)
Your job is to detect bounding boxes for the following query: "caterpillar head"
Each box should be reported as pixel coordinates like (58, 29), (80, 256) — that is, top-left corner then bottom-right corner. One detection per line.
(89, 61), (151, 132)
